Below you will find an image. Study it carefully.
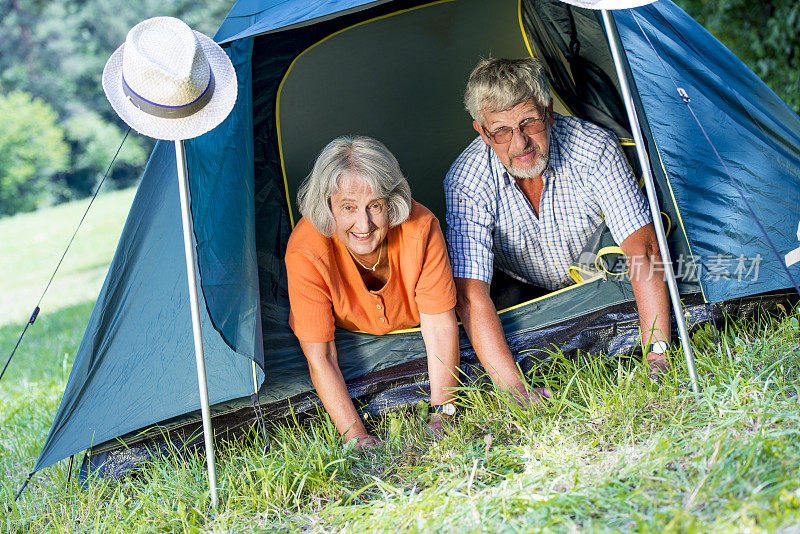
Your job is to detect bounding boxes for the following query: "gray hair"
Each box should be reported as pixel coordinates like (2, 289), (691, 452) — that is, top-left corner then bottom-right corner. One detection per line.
(464, 58), (551, 123)
(297, 135), (413, 237)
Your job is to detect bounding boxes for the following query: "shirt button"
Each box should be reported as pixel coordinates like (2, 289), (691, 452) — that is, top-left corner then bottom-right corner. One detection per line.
(376, 305), (382, 310)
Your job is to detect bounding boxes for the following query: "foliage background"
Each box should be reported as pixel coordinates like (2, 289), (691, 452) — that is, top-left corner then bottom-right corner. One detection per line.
(674, 0), (799, 114)
(0, 0), (232, 216)
(0, 0), (797, 216)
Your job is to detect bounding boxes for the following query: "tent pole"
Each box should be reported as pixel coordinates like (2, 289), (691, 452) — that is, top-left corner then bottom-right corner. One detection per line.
(600, 10), (700, 395)
(175, 140), (220, 507)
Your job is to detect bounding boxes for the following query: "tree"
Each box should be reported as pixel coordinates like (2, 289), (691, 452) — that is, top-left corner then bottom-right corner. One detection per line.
(57, 111), (148, 201)
(0, 0), (232, 215)
(675, 0), (800, 112)
(0, 91), (69, 216)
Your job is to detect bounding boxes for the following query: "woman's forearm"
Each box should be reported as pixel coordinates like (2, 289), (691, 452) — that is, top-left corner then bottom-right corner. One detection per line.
(299, 340), (368, 440)
(419, 309), (460, 406)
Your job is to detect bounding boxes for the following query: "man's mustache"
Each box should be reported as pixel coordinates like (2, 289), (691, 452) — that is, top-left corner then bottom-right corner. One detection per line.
(510, 145), (542, 159)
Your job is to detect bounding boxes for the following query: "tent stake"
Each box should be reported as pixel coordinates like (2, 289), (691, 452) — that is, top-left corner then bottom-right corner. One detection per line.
(601, 9), (700, 396)
(175, 140), (219, 507)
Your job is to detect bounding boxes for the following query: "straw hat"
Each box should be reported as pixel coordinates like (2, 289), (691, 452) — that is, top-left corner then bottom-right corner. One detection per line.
(102, 17), (237, 141)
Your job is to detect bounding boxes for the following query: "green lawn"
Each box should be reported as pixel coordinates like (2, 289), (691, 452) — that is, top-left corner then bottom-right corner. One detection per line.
(0, 187), (135, 328)
(1, 190), (799, 533)
(0, 189), (133, 530)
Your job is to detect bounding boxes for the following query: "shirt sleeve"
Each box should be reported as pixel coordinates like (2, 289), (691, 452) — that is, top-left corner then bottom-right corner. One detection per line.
(414, 218), (458, 315)
(285, 249), (336, 343)
(444, 156), (496, 284)
(588, 132), (652, 244)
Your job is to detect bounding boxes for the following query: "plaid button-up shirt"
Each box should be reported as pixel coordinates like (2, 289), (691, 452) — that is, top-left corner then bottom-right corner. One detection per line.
(444, 114), (652, 291)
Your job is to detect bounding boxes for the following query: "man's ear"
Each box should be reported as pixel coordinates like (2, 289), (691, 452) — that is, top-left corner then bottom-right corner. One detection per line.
(546, 99), (555, 126)
(473, 120), (491, 146)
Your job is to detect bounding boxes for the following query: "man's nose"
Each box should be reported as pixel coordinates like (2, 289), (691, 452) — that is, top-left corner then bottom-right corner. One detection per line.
(510, 126), (529, 149)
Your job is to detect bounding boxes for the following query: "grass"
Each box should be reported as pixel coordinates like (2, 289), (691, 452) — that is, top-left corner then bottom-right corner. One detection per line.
(0, 189), (133, 528)
(2, 304), (798, 532)
(0, 187), (135, 327)
(1, 190), (799, 532)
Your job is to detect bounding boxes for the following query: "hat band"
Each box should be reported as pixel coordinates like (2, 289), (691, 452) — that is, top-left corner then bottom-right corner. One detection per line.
(122, 70), (215, 119)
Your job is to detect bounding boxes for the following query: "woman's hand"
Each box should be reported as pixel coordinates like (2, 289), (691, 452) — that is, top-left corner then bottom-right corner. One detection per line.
(427, 413), (451, 440)
(346, 433), (382, 450)
(300, 340), (372, 442)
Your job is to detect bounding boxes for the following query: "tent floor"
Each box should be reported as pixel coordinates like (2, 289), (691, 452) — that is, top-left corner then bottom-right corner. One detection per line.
(79, 290), (797, 482)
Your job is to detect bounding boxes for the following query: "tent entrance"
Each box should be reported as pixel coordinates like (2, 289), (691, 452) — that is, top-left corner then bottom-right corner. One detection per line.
(231, 0), (704, 414)
(271, 0), (696, 314)
(277, 0), (532, 227)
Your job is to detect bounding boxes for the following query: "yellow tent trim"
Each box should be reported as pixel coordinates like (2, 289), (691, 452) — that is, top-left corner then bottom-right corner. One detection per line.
(653, 142), (708, 302)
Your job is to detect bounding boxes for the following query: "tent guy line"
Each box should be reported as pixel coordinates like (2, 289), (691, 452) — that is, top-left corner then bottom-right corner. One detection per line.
(0, 127), (132, 387)
(785, 222), (800, 268)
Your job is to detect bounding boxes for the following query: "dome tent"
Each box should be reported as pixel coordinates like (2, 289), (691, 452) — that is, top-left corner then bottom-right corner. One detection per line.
(29, 0), (800, 480)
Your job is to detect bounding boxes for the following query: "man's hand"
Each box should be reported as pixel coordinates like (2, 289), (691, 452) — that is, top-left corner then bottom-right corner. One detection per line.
(346, 433), (382, 450)
(646, 351), (670, 380)
(514, 386), (552, 408)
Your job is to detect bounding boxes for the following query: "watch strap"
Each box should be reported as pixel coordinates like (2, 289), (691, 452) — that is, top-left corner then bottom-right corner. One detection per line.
(433, 403), (455, 416)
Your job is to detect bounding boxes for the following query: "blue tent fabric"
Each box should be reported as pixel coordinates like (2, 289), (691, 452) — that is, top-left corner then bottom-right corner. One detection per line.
(186, 38), (264, 364)
(215, 0), (380, 43)
(33, 141), (260, 473)
(613, 2), (800, 302)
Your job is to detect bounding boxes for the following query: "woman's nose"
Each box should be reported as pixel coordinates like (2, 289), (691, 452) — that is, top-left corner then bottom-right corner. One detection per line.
(353, 209), (371, 231)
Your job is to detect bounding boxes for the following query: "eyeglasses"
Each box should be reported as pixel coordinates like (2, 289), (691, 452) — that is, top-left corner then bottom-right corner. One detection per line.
(482, 109), (549, 144)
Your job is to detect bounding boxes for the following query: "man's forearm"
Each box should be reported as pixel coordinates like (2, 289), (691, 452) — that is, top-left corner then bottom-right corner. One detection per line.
(455, 278), (527, 394)
(622, 224), (672, 349)
(630, 266), (671, 346)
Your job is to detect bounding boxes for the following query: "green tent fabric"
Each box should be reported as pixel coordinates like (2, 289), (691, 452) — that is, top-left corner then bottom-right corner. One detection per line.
(32, 0), (799, 476)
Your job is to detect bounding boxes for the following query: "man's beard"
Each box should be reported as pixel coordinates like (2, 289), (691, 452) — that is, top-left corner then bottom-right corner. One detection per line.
(506, 146), (549, 179)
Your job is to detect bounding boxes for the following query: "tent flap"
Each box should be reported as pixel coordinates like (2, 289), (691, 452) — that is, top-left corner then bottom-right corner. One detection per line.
(187, 38), (265, 368)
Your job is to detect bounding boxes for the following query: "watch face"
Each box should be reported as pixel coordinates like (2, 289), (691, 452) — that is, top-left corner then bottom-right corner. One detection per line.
(442, 403), (456, 416)
(650, 341), (670, 354)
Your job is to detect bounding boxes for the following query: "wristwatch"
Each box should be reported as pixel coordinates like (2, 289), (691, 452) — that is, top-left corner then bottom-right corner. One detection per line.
(648, 341), (670, 355)
(432, 403), (456, 416)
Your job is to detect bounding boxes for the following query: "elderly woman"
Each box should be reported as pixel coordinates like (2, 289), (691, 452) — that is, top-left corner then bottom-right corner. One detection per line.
(285, 136), (460, 448)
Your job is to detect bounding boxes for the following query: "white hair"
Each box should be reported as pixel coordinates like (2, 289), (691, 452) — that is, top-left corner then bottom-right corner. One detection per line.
(297, 135), (413, 237)
(464, 57), (551, 123)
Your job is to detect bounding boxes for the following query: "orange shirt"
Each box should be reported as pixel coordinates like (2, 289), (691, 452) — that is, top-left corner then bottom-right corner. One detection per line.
(286, 201), (457, 342)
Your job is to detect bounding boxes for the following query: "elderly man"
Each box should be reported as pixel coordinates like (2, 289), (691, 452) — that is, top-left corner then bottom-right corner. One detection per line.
(444, 57), (671, 403)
